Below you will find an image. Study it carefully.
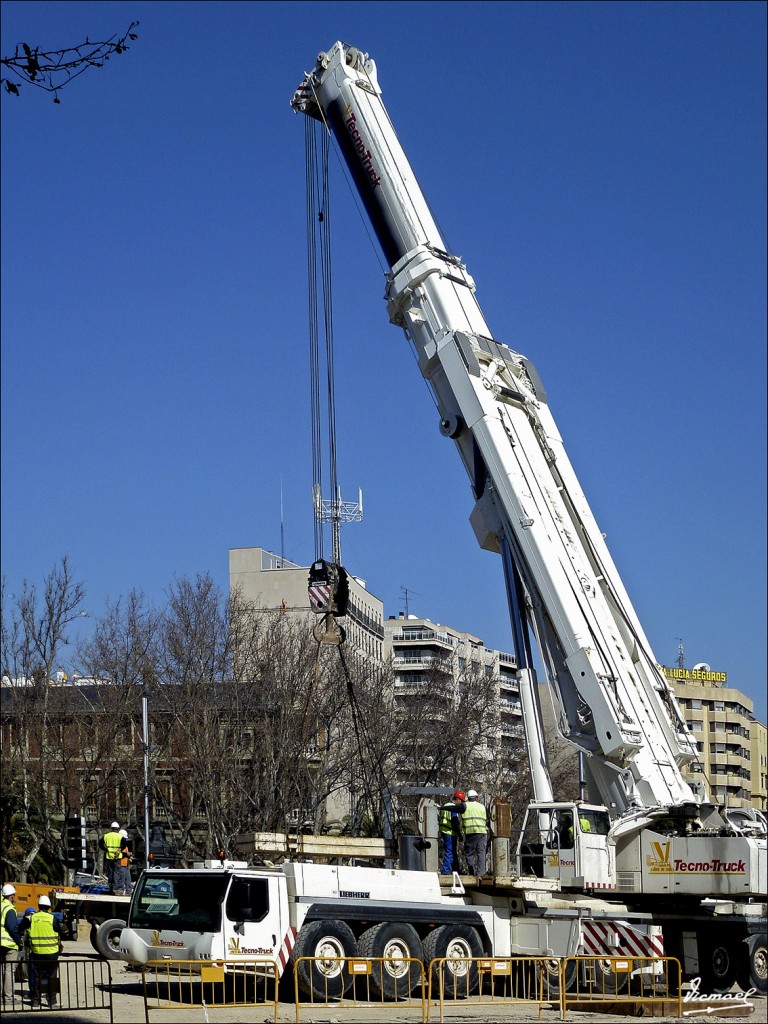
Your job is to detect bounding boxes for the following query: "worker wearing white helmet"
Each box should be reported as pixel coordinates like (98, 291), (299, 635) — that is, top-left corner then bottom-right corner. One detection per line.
(463, 788), (489, 875)
(26, 894), (61, 1008)
(100, 822), (123, 893)
(114, 830), (133, 896)
(1, 883), (21, 1006)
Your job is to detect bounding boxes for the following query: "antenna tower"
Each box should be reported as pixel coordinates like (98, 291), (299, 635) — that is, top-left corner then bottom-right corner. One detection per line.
(676, 637), (685, 670)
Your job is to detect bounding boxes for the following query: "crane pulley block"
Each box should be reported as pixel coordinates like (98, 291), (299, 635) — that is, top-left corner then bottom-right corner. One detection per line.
(308, 559), (349, 618)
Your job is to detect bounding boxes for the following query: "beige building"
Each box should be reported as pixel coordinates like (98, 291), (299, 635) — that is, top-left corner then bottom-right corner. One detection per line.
(662, 664), (766, 811)
(750, 717), (767, 812)
(230, 547), (385, 662)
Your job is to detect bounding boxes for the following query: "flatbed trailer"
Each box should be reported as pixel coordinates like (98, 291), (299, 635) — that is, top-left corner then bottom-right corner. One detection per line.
(54, 890), (131, 958)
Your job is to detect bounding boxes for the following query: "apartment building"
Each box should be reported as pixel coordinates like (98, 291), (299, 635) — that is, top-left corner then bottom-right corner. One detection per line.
(383, 613), (524, 758)
(662, 664), (765, 811)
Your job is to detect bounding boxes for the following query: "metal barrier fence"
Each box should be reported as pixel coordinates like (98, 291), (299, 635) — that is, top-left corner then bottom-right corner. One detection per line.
(140, 958), (279, 1023)
(560, 956), (682, 1018)
(4, 957), (114, 1019)
(292, 956), (427, 1022)
(428, 956), (550, 1022)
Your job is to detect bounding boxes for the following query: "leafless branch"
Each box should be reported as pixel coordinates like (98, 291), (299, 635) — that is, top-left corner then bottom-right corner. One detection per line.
(1, 21), (139, 102)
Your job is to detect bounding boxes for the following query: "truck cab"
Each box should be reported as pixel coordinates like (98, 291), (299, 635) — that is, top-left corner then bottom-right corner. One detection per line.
(119, 862), (289, 970)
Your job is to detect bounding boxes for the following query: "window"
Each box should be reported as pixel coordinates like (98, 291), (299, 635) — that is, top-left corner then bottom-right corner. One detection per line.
(129, 873), (227, 931)
(577, 809), (611, 836)
(225, 877), (269, 924)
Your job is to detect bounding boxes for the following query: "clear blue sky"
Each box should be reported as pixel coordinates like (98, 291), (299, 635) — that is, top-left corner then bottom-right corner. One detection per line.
(2, 2), (766, 721)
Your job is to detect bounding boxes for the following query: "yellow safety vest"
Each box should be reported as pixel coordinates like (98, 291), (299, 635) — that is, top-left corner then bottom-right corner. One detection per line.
(102, 830), (122, 860)
(438, 807), (453, 834)
(28, 911), (58, 956)
(462, 800), (487, 835)
(1, 898), (19, 950)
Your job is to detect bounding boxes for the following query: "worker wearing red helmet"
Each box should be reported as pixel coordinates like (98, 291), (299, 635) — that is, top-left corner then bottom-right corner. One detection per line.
(438, 790), (466, 875)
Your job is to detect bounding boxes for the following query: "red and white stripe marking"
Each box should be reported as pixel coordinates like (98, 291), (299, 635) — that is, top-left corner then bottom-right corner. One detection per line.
(308, 584), (331, 610)
(278, 926), (297, 971)
(581, 921), (664, 959)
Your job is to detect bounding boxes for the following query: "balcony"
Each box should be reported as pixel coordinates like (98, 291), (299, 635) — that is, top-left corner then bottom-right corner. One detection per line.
(393, 654), (451, 672)
(391, 628), (454, 648)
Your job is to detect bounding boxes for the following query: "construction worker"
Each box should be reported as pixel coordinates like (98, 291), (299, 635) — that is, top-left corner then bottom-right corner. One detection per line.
(1, 883), (21, 1007)
(26, 894), (60, 1008)
(438, 790), (466, 875)
(100, 821), (123, 892)
(114, 830), (133, 895)
(463, 788), (489, 875)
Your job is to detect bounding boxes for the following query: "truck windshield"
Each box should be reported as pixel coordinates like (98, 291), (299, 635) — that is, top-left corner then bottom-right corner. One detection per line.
(129, 874), (228, 932)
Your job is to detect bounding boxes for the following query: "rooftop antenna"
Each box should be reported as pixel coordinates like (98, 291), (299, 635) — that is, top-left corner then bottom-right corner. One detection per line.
(676, 637), (685, 670)
(280, 476), (285, 567)
(313, 486), (363, 566)
(400, 585), (419, 618)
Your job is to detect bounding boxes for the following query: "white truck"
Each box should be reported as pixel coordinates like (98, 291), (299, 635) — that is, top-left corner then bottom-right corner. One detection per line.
(120, 40), (766, 998)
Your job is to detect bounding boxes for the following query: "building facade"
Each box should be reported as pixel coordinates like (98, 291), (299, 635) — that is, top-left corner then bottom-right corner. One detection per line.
(661, 664), (765, 811)
(383, 613), (525, 760)
(230, 547), (385, 661)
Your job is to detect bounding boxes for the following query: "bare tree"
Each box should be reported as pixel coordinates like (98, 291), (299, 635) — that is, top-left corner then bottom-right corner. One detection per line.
(2, 21), (139, 102)
(0, 558), (86, 880)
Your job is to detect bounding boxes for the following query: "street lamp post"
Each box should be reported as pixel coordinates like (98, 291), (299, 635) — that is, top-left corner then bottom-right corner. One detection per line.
(142, 693), (151, 870)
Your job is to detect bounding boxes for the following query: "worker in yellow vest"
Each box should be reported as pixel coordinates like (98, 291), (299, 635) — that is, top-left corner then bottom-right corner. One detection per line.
(463, 789), (489, 875)
(1, 883), (21, 1008)
(25, 895), (60, 1009)
(438, 790), (466, 874)
(100, 821), (123, 893)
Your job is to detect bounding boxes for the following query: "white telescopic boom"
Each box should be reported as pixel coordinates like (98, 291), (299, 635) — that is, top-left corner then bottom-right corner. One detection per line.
(292, 42), (698, 815)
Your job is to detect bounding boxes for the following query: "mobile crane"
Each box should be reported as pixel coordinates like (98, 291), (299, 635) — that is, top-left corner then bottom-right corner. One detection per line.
(118, 42), (765, 998)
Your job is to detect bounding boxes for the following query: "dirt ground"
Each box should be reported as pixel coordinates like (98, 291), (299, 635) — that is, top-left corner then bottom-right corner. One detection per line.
(1, 938), (763, 1024)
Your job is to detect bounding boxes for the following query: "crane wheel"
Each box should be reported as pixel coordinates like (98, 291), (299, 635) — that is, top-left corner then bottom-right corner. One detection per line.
(357, 922), (423, 1000)
(537, 957), (577, 997)
(291, 919), (358, 1000)
(423, 923), (483, 997)
(94, 918), (125, 960)
(737, 933), (767, 994)
(699, 938), (738, 994)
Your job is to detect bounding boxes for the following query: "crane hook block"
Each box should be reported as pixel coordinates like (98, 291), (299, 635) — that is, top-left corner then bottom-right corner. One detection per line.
(308, 559), (349, 618)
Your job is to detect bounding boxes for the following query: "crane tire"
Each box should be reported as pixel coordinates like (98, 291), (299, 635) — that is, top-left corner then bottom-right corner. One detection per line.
(423, 923), (483, 997)
(291, 919), (358, 1000)
(537, 957), (577, 996)
(358, 922), (423, 1000)
(737, 933), (767, 995)
(699, 938), (738, 994)
(591, 957), (630, 995)
(95, 918), (125, 960)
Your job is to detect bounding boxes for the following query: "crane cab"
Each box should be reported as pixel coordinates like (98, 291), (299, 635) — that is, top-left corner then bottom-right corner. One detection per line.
(517, 802), (614, 890)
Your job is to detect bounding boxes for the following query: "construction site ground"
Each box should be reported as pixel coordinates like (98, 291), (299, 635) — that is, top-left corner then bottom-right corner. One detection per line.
(1, 937), (763, 1023)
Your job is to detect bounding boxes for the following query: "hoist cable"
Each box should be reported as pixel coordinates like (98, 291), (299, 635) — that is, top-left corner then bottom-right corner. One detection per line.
(306, 118), (323, 559)
(318, 131), (342, 566)
(336, 643), (398, 838)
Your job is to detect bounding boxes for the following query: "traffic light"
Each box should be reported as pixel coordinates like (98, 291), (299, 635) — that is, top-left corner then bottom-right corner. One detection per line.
(66, 815), (87, 871)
